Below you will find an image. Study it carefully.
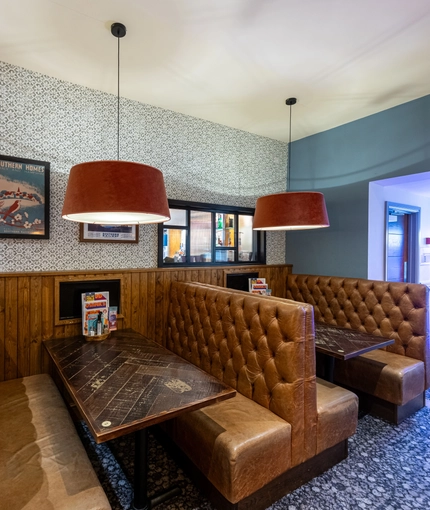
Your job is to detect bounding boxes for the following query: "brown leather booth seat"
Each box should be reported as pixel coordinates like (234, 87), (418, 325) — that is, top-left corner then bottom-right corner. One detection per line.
(286, 274), (430, 424)
(0, 374), (111, 510)
(164, 281), (358, 510)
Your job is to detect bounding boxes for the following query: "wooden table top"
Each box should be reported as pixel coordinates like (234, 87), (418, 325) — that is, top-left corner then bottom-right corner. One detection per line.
(314, 322), (395, 360)
(44, 329), (236, 443)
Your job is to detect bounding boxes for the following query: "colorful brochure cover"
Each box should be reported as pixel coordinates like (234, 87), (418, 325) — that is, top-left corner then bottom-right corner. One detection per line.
(249, 277), (271, 296)
(81, 291), (110, 336)
(109, 306), (118, 331)
(248, 277), (266, 292)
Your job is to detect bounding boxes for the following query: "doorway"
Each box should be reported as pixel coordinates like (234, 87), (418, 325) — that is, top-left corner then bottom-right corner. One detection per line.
(385, 202), (420, 283)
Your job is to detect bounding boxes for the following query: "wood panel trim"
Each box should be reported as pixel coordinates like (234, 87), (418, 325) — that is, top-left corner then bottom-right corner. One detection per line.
(53, 273), (125, 326)
(0, 264), (292, 278)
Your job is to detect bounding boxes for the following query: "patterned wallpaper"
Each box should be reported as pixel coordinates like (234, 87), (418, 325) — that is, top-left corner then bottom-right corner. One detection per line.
(0, 61), (287, 272)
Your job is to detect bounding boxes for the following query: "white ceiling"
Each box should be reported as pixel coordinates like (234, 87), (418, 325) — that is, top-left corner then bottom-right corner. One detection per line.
(1, 0), (430, 142)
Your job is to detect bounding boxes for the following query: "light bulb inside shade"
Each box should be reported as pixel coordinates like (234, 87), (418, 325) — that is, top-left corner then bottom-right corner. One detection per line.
(253, 191), (329, 231)
(62, 212), (169, 225)
(257, 223), (329, 231)
(62, 160), (170, 225)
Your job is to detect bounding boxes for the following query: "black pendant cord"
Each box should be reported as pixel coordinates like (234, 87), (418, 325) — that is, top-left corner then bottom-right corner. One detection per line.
(285, 98), (297, 192)
(288, 103), (292, 190)
(117, 34), (120, 161)
(111, 22), (126, 161)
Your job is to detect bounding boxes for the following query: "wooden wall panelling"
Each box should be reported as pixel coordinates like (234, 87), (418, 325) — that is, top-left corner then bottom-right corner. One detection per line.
(147, 271), (156, 341)
(264, 266), (275, 295)
(259, 266), (286, 298)
(0, 264), (291, 382)
(216, 269), (224, 286)
(199, 269), (211, 285)
(5, 277), (18, 381)
(121, 272), (132, 330)
(154, 271), (165, 344)
(162, 271), (175, 347)
(277, 265), (288, 297)
(191, 269), (199, 283)
(259, 266), (272, 294)
(258, 266), (269, 280)
(42, 276), (55, 374)
(0, 278), (4, 381)
(30, 276), (42, 376)
(276, 266), (288, 298)
(210, 269), (217, 286)
(18, 276), (30, 377)
(64, 323), (81, 339)
(131, 272), (140, 333)
(139, 271), (148, 338)
(272, 266), (282, 297)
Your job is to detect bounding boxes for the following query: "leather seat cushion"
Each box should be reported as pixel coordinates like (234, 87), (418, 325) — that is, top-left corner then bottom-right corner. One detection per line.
(316, 378), (358, 454)
(166, 392), (291, 504)
(0, 374), (111, 510)
(334, 350), (425, 405)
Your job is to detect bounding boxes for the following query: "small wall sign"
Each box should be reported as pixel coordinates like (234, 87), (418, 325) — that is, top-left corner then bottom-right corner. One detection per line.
(80, 223), (139, 243)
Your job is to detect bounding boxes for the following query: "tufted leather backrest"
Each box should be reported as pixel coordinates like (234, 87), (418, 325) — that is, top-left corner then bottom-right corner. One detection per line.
(167, 281), (317, 466)
(286, 274), (430, 387)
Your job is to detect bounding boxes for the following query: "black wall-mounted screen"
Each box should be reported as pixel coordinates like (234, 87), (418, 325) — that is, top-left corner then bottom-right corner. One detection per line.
(59, 279), (121, 320)
(226, 272), (259, 292)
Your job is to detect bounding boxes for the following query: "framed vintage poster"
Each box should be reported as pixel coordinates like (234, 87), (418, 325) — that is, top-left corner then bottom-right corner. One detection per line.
(80, 223), (139, 243)
(0, 155), (50, 239)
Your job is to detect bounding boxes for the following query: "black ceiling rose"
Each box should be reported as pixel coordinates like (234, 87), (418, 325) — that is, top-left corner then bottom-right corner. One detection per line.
(111, 22), (126, 38)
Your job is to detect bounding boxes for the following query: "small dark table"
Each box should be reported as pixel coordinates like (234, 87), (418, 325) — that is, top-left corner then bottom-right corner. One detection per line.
(44, 329), (236, 510)
(314, 322), (395, 381)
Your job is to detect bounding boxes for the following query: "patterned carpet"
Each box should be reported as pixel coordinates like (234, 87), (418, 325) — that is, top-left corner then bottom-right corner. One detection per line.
(76, 397), (430, 510)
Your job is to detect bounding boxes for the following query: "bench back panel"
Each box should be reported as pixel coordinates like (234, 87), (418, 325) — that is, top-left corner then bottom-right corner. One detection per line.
(167, 281), (317, 465)
(286, 274), (430, 387)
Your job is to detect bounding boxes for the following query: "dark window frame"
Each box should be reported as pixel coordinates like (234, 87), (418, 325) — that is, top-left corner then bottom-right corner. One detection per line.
(158, 199), (266, 267)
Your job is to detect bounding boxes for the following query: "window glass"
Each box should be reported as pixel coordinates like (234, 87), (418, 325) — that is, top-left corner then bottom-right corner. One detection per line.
(215, 249), (235, 262)
(163, 228), (187, 263)
(190, 210), (212, 262)
(238, 215), (254, 261)
(164, 208), (187, 226)
(216, 213), (235, 248)
(158, 200), (265, 267)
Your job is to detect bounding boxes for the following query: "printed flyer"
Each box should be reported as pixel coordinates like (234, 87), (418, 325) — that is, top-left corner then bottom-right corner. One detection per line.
(82, 291), (110, 336)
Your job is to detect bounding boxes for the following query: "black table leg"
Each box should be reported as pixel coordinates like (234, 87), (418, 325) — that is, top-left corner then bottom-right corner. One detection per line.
(133, 428), (182, 510)
(324, 355), (335, 383)
(133, 429), (150, 510)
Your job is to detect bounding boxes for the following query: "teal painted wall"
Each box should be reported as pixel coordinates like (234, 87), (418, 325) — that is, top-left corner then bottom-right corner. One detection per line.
(286, 95), (430, 278)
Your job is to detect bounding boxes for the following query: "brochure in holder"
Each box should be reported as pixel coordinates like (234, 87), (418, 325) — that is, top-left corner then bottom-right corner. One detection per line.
(82, 291), (110, 340)
(248, 277), (271, 296)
